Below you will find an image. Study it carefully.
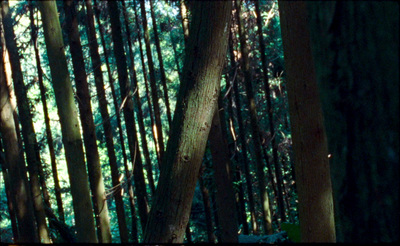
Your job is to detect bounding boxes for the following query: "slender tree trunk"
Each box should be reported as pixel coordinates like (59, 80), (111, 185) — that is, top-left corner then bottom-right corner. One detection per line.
(228, 29), (257, 234)
(149, 0), (172, 126)
(1, 2), (50, 242)
(38, 1), (97, 242)
(121, 0), (155, 195)
(143, 2), (231, 242)
(0, 139), (19, 241)
(199, 173), (217, 243)
(139, 0), (165, 162)
(208, 104), (238, 242)
(179, 0), (189, 49)
(278, 1), (336, 242)
(107, 1), (149, 232)
(234, 0), (273, 234)
(28, 2), (65, 221)
(0, 30), (38, 243)
(132, 0), (160, 172)
(307, 1), (398, 242)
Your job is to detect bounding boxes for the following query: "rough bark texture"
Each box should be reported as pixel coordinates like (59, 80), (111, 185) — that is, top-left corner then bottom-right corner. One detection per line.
(108, 0), (149, 232)
(38, 1), (97, 242)
(278, 1), (336, 242)
(143, 1), (231, 243)
(307, 1), (399, 242)
(1, 1), (50, 242)
(0, 26), (38, 243)
(209, 105), (238, 242)
(234, 0), (273, 233)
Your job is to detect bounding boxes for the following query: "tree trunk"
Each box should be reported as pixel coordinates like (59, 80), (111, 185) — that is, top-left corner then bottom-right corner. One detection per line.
(234, 0), (273, 234)
(199, 173), (217, 243)
(149, 0), (172, 127)
(278, 1), (336, 242)
(0, 29), (38, 243)
(107, 0), (149, 232)
(63, 1), (113, 242)
(208, 104), (238, 242)
(1, 2), (50, 242)
(28, 1), (65, 224)
(121, 0), (155, 196)
(38, 1), (97, 242)
(143, 1), (231, 242)
(307, 1), (399, 242)
(139, 0), (165, 162)
(228, 29), (258, 234)
(255, 0), (283, 227)
(179, 0), (189, 50)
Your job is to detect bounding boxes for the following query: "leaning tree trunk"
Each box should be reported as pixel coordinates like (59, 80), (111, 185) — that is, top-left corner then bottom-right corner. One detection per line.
(278, 1), (336, 242)
(38, 1), (97, 242)
(1, 2), (50, 242)
(306, 1), (399, 242)
(143, 1), (231, 243)
(0, 30), (38, 243)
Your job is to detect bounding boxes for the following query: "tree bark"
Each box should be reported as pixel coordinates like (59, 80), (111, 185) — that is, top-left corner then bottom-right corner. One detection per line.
(278, 1), (336, 242)
(307, 1), (399, 242)
(1, 1), (50, 242)
(38, 1), (97, 242)
(143, 1), (231, 242)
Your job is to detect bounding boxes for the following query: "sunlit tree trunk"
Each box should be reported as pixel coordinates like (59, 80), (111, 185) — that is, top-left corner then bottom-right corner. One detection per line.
(307, 1), (399, 242)
(108, 0), (149, 232)
(143, 1), (231, 242)
(1, 2), (50, 242)
(278, 1), (336, 242)
(179, 0), (189, 49)
(38, 1), (97, 242)
(139, 0), (165, 163)
(0, 28), (38, 243)
(234, 0), (273, 234)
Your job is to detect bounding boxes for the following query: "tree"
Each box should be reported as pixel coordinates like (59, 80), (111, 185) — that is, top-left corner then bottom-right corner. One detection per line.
(234, 0), (273, 233)
(1, 1), (51, 242)
(278, 1), (336, 242)
(143, 1), (232, 242)
(63, 0), (112, 242)
(307, 1), (399, 242)
(0, 19), (38, 243)
(38, 1), (97, 242)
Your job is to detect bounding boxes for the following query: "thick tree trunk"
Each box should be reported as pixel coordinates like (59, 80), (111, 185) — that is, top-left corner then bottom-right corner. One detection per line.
(278, 1), (336, 242)
(108, 0), (149, 232)
(0, 29), (38, 243)
(307, 1), (399, 242)
(1, 2), (50, 242)
(234, 0), (273, 234)
(38, 1), (97, 242)
(143, 1), (231, 242)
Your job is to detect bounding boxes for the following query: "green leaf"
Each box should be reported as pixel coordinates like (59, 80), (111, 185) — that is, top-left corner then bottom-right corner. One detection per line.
(281, 222), (301, 242)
